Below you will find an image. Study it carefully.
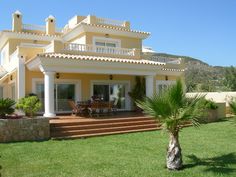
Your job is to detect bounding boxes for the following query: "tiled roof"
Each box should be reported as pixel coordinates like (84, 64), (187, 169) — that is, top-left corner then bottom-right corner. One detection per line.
(37, 53), (165, 66)
(81, 23), (150, 35)
(3, 30), (61, 37)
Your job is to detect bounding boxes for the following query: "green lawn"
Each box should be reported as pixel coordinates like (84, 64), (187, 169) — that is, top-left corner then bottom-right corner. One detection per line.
(0, 120), (236, 177)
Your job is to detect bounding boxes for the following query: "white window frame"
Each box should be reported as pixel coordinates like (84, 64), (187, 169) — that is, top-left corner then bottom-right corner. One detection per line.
(93, 36), (121, 48)
(90, 80), (131, 111)
(156, 80), (176, 95)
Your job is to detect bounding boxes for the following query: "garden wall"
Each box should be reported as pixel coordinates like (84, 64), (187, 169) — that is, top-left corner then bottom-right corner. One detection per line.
(0, 117), (50, 143)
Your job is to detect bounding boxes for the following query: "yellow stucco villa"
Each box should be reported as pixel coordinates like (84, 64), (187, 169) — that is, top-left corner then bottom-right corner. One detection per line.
(0, 11), (185, 117)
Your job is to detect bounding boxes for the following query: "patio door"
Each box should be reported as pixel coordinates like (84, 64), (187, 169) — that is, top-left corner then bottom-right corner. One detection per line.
(92, 82), (128, 110)
(36, 83), (75, 112)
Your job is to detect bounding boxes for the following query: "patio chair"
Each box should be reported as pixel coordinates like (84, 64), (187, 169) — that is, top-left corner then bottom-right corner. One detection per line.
(88, 101), (100, 117)
(111, 99), (118, 114)
(68, 100), (84, 116)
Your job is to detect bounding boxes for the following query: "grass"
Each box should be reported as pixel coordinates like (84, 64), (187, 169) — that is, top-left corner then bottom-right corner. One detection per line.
(0, 120), (236, 177)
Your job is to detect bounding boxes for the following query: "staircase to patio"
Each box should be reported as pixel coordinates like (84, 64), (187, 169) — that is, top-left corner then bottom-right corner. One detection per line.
(50, 115), (161, 140)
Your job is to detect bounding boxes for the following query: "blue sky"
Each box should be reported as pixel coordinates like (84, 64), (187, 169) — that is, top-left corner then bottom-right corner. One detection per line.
(0, 0), (235, 66)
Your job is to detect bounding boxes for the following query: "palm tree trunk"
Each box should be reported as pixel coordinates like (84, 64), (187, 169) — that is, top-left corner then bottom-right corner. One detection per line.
(166, 132), (183, 170)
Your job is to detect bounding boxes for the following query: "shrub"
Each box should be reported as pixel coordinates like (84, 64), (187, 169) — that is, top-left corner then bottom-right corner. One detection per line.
(128, 76), (145, 108)
(229, 99), (236, 116)
(199, 99), (218, 110)
(16, 96), (42, 118)
(0, 98), (15, 118)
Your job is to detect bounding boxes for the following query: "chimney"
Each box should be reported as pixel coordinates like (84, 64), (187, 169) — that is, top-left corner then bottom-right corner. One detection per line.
(12, 10), (22, 32)
(45, 15), (55, 35)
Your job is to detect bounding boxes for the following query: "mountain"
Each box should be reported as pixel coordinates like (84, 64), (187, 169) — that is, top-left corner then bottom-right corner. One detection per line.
(153, 53), (228, 92)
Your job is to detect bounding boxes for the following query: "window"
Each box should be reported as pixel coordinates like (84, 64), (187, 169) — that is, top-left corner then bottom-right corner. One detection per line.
(95, 41), (117, 48)
(156, 81), (175, 95)
(93, 83), (126, 110)
(36, 83), (76, 112)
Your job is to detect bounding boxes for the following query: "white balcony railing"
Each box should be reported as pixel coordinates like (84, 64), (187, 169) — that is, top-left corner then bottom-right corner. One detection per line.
(22, 24), (46, 31)
(23, 24), (62, 33)
(96, 17), (125, 27)
(64, 43), (135, 56)
(148, 56), (182, 64)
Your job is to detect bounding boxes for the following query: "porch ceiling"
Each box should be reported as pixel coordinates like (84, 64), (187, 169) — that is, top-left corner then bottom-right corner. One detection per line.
(26, 53), (184, 76)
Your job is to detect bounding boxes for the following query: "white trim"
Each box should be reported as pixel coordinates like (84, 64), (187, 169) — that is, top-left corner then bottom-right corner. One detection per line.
(92, 36), (121, 48)
(90, 80), (131, 111)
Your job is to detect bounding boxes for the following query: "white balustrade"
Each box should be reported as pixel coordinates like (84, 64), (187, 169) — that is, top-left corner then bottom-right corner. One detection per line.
(96, 17), (125, 27)
(149, 56), (181, 64)
(64, 43), (135, 56)
(22, 24), (46, 31)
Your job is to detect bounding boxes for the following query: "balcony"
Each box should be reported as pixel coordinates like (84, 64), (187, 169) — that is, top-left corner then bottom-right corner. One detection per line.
(63, 43), (137, 57)
(147, 55), (182, 64)
(22, 24), (62, 33)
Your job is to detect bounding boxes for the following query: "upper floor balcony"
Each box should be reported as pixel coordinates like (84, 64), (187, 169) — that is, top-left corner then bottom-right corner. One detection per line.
(62, 15), (131, 33)
(63, 43), (136, 56)
(45, 41), (141, 59)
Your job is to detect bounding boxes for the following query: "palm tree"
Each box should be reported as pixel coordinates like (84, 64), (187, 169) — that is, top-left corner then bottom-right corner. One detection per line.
(137, 80), (205, 170)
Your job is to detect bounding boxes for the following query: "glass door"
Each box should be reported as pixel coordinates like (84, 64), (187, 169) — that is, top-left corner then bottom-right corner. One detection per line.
(36, 83), (75, 112)
(93, 83), (127, 110)
(56, 84), (75, 111)
(109, 84), (126, 109)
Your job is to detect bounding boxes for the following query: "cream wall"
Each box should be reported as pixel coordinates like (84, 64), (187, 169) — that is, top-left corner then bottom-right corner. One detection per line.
(25, 71), (136, 101)
(86, 32), (141, 49)
(70, 32), (142, 49)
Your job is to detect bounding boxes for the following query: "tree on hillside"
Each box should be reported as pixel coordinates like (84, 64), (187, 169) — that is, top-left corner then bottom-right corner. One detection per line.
(224, 66), (236, 91)
(137, 80), (205, 170)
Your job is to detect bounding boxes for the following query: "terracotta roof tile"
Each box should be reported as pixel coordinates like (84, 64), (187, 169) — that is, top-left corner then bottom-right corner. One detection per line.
(38, 53), (165, 66)
(81, 23), (150, 35)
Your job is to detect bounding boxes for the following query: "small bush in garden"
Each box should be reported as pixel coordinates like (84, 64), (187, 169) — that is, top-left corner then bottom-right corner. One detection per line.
(229, 99), (236, 115)
(0, 98), (16, 118)
(193, 98), (218, 110)
(16, 96), (42, 118)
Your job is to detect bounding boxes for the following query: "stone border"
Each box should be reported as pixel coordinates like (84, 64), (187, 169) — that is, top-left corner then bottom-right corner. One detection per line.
(0, 117), (50, 143)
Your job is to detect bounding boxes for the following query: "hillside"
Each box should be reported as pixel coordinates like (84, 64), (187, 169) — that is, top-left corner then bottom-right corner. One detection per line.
(153, 53), (228, 92)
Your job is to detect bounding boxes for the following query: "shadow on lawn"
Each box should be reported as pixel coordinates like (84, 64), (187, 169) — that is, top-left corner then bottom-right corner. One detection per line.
(184, 153), (236, 174)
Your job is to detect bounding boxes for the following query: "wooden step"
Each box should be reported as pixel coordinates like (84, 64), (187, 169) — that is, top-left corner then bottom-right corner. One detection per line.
(50, 117), (154, 127)
(51, 124), (158, 137)
(51, 120), (159, 131)
(52, 127), (160, 140)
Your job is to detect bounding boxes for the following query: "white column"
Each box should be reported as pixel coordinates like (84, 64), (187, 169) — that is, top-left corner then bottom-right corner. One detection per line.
(145, 75), (154, 97)
(43, 71), (56, 117)
(17, 56), (25, 99)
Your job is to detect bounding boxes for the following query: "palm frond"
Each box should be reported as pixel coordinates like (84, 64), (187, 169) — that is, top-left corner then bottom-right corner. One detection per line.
(136, 79), (205, 133)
